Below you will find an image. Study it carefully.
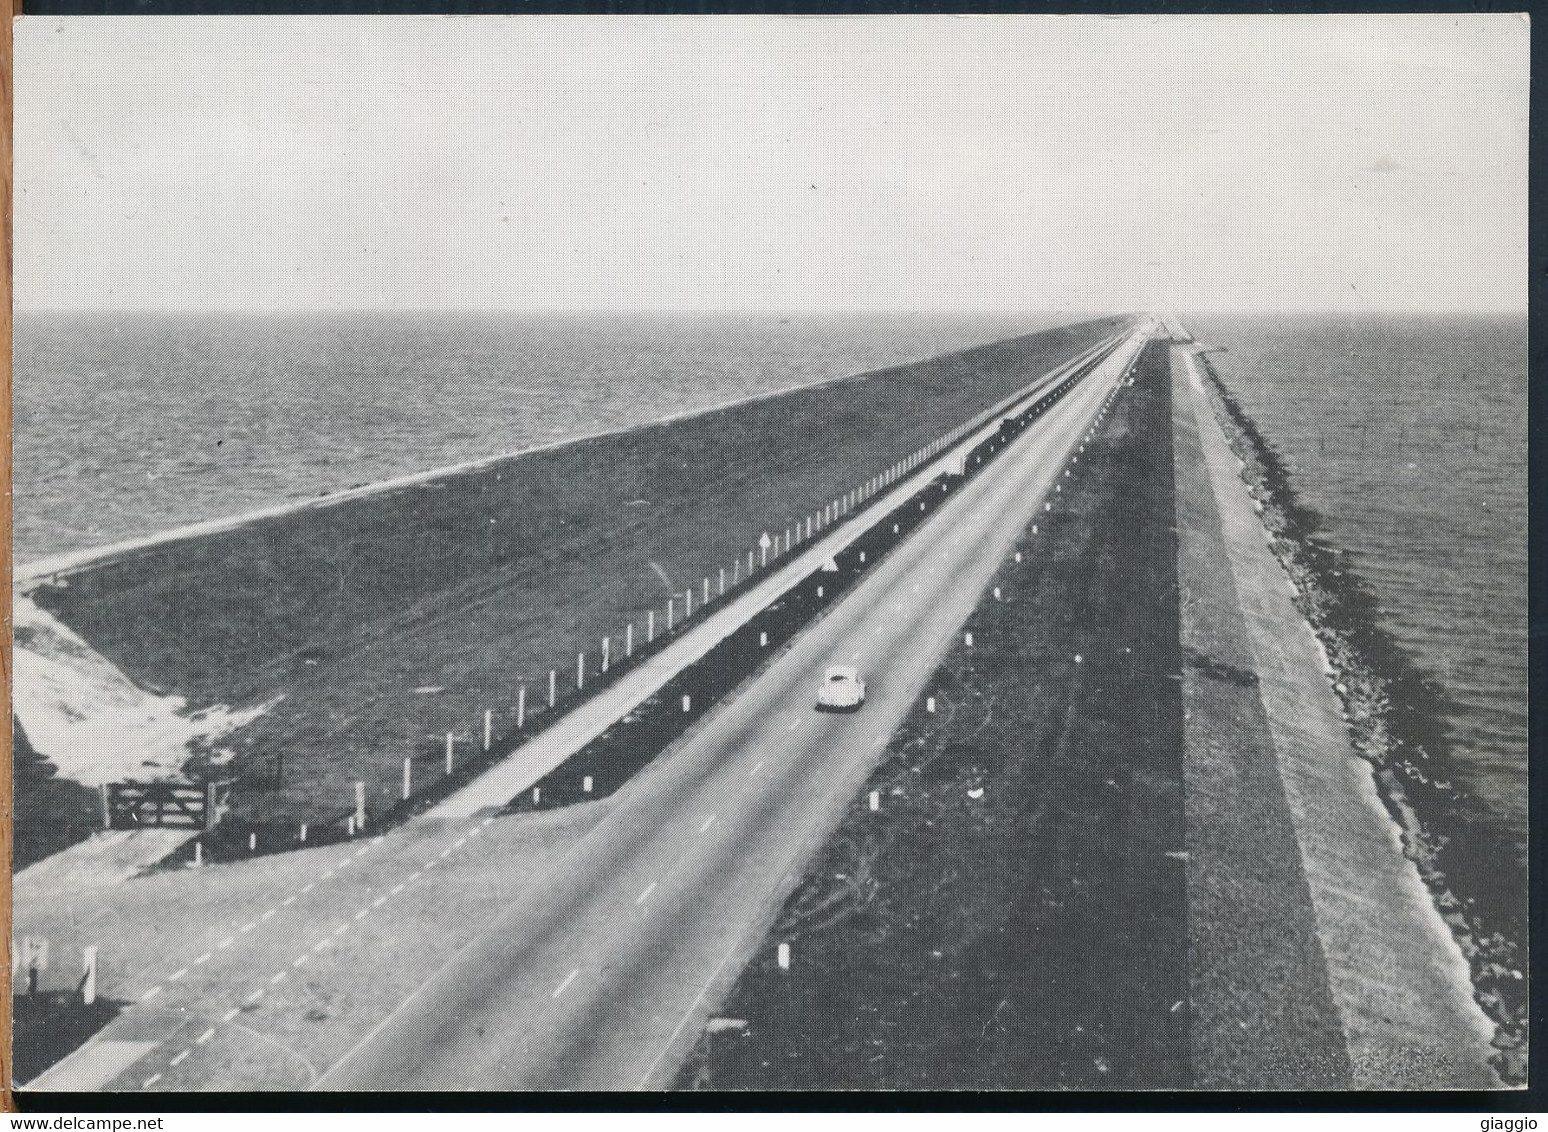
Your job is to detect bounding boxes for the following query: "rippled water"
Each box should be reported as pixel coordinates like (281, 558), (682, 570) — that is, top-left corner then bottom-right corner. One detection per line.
(14, 311), (1066, 564)
(1187, 313), (1528, 858)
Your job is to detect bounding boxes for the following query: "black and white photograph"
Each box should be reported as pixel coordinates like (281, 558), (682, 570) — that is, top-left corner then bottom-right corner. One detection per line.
(7, 11), (1530, 1097)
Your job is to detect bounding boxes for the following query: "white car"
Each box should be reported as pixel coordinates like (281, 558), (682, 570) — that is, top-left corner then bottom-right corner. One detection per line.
(816, 664), (866, 712)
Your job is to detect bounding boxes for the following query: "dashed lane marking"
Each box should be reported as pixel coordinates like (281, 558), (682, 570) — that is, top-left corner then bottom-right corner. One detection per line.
(222, 1008), (239, 1023)
(373, 896), (389, 908)
(245, 989), (264, 1004)
(333, 924), (350, 937)
(392, 883), (406, 895)
(635, 882), (657, 905)
(217, 937), (234, 950)
(850, 650), (862, 661)
(169, 968), (188, 982)
(270, 971), (288, 985)
(169, 1051), (189, 1067)
(699, 815), (716, 833)
(788, 719), (801, 731)
(142, 1074), (161, 1089)
(751, 761), (764, 776)
(553, 969), (580, 998)
(293, 954), (310, 968)
(193, 953), (211, 965)
(354, 909), (369, 921)
(313, 939), (331, 953)
(301, 884), (315, 894)
(141, 986), (162, 1002)
(282, 896), (297, 907)
(242, 920), (259, 931)
(196, 1028), (215, 1045)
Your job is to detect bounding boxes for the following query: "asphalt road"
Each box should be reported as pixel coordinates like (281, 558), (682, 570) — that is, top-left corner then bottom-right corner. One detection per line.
(314, 322), (1157, 1091)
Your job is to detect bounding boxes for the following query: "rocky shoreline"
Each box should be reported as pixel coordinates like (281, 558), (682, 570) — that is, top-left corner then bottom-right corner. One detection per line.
(1194, 351), (1527, 1085)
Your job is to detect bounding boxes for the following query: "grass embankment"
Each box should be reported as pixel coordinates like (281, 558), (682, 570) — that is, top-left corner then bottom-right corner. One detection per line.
(27, 318), (1122, 846)
(675, 340), (1186, 1090)
(1194, 354), (1528, 1084)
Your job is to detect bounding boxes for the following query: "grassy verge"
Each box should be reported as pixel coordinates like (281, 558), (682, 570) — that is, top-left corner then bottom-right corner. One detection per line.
(25, 318), (1121, 845)
(674, 340), (1186, 1089)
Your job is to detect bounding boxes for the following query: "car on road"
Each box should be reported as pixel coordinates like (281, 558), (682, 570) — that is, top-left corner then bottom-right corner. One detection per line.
(816, 664), (866, 711)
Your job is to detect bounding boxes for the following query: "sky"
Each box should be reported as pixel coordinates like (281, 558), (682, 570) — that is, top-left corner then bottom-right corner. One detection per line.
(13, 13), (1530, 314)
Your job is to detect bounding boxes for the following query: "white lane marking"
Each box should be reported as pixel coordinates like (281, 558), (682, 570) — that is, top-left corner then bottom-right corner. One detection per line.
(244, 919), (260, 930)
(217, 937), (234, 950)
(354, 909), (369, 921)
(169, 968), (188, 982)
(874, 625), (884, 635)
(320, 871), (334, 880)
(409, 871), (422, 882)
(333, 923), (350, 936)
(469, 827), (484, 838)
(439, 847), (453, 859)
(553, 969), (580, 998)
(699, 815), (716, 833)
(637, 932), (745, 1088)
(222, 1008), (240, 1023)
(875, 732), (889, 747)
(481, 816), (494, 826)
(337, 858), (353, 870)
(635, 882), (657, 905)
(193, 952), (211, 965)
(245, 988), (264, 1004)
(141, 986), (163, 1002)
(271, 971), (288, 985)
(301, 884), (315, 894)
(424, 860), (438, 870)
(282, 896), (297, 907)
(454, 837), (467, 849)
(788, 719), (801, 731)
(850, 650), (862, 661)
(751, 761), (764, 776)
(392, 883), (406, 895)
(355, 845), (370, 857)
(142, 1074), (162, 1089)
(293, 954), (310, 968)
(913, 585), (920, 593)
(169, 1050), (190, 1067)
(312, 939), (331, 953)
(373, 895), (389, 908)
(196, 1028), (215, 1045)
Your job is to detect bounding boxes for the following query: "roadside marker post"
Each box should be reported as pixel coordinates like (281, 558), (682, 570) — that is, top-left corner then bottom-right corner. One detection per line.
(719, 567), (726, 596)
(402, 757), (412, 801)
(355, 781), (367, 829)
(549, 670), (557, 708)
(927, 696), (936, 713)
(446, 732), (456, 775)
(704, 577), (711, 604)
(869, 791), (880, 812)
(81, 946), (98, 1006)
(583, 776), (593, 794)
(625, 623), (634, 659)
(98, 784), (111, 831)
(648, 610), (656, 643)
(682, 694), (692, 713)
(602, 636), (611, 673)
(668, 599), (675, 631)
(777, 942), (791, 971)
(685, 589), (693, 618)
(533, 787), (541, 805)
(577, 652), (586, 690)
(517, 686), (527, 729)
(193, 840), (203, 867)
(249, 832), (257, 853)
(760, 631), (768, 648)
(300, 823), (308, 843)
(346, 817), (355, 837)
(965, 632), (974, 647)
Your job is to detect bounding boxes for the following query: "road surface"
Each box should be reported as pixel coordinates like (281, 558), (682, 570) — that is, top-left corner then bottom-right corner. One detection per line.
(314, 320), (1157, 1090)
